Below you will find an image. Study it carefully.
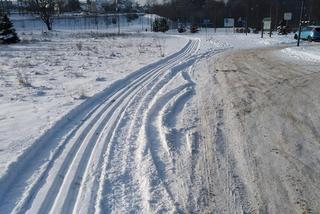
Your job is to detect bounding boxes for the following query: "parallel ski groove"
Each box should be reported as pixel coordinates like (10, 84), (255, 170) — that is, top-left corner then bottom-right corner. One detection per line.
(93, 40), (200, 213)
(0, 39), (201, 214)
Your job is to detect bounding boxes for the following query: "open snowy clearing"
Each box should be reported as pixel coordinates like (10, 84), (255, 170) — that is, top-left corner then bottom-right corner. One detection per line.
(0, 31), (187, 177)
(1, 26), (320, 213)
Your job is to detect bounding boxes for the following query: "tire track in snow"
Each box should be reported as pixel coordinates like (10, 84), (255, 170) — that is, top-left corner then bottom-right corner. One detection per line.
(38, 39), (199, 214)
(96, 40), (200, 213)
(94, 40), (225, 213)
(73, 39), (200, 214)
(23, 51), (188, 213)
(113, 43), (232, 213)
(148, 72), (196, 211)
(136, 47), (230, 212)
(40, 39), (199, 214)
(0, 39), (203, 214)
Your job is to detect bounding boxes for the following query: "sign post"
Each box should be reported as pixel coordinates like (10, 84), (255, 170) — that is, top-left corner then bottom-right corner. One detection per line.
(261, 20), (264, 38)
(224, 18), (234, 33)
(297, 0), (305, 47)
(284, 12), (292, 21)
(262, 17), (271, 38)
(284, 12), (292, 26)
(116, 0), (120, 35)
(203, 19), (210, 40)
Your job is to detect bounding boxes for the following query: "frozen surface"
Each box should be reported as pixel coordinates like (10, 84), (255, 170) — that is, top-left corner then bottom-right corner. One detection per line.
(0, 30), (187, 177)
(1, 25), (317, 213)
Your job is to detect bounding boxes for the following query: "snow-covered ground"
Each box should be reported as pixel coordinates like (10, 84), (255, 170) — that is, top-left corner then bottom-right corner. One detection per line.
(2, 23), (319, 213)
(280, 44), (320, 62)
(168, 28), (297, 50)
(0, 30), (187, 178)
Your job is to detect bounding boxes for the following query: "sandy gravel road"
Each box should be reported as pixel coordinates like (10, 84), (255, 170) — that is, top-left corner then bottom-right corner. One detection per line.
(192, 46), (320, 213)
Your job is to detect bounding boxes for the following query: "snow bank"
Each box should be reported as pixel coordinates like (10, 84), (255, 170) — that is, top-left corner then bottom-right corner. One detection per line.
(169, 28), (296, 50)
(281, 45), (320, 62)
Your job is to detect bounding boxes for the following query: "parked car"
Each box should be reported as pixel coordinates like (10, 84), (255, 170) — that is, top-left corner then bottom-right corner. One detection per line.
(294, 26), (320, 41)
(190, 24), (199, 33)
(251, 28), (259, 34)
(235, 27), (250, 33)
(177, 24), (186, 33)
(277, 25), (292, 35)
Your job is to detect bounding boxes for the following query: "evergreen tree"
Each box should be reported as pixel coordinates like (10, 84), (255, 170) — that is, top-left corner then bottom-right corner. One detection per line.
(159, 18), (169, 32)
(0, 14), (20, 44)
(152, 18), (169, 32)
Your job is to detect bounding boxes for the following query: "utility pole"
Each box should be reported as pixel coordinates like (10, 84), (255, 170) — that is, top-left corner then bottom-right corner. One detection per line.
(205, 22), (208, 40)
(275, 2), (279, 28)
(214, 6), (217, 33)
(269, 4), (272, 37)
(245, 5), (248, 36)
(141, 14), (144, 31)
(261, 20), (264, 38)
(116, 0), (120, 34)
(297, 0), (305, 47)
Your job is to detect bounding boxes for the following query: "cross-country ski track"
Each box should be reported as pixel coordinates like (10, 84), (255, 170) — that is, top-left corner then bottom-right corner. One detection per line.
(0, 38), (220, 213)
(2, 32), (320, 213)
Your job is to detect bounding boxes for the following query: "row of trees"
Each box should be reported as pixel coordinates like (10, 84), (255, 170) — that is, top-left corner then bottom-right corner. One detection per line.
(150, 0), (320, 29)
(1, 0), (75, 30)
(2, 0), (320, 31)
(1, 0), (81, 14)
(1, 0), (143, 31)
(3, 0), (144, 15)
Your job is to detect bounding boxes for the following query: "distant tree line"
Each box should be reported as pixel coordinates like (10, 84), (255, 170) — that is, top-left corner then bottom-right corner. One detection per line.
(1, 0), (142, 30)
(1, 0), (319, 31)
(149, 0), (320, 29)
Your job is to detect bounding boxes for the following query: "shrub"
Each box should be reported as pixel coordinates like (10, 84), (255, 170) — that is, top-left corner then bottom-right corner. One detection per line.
(17, 72), (31, 87)
(152, 18), (169, 33)
(76, 42), (83, 51)
(190, 24), (199, 33)
(0, 14), (20, 44)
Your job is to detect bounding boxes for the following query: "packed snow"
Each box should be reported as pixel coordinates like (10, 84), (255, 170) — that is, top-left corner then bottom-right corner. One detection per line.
(280, 44), (320, 62)
(1, 18), (320, 213)
(0, 30), (187, 178)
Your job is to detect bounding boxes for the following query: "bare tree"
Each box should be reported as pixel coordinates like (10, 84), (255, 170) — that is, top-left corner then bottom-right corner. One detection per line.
(0, 0), (9, 14)
(26, 0), (55, 30)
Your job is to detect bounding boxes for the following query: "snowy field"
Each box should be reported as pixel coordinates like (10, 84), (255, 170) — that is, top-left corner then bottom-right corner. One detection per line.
(0, 30), (187, 177)
(1, 20), (320, 213)
(0, 28), (299, 179)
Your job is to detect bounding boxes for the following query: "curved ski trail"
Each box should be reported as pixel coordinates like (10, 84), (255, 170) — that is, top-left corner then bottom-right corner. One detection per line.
(0, 38), (204, 214)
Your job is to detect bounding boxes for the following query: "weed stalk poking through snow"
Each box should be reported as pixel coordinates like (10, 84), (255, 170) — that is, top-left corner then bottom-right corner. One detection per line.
(16, 72), (31, 87)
